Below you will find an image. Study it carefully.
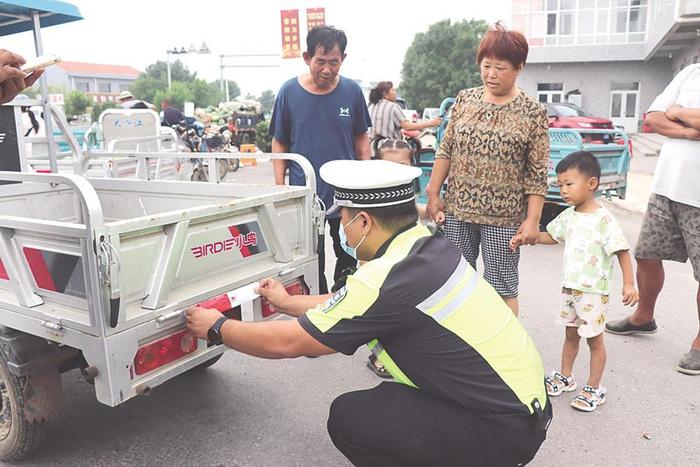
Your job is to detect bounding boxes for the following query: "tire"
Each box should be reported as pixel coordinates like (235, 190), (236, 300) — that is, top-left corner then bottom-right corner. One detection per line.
(240, 133), (252, 145)
(0, 356), (47, 461)
(228, 158), (240, 172)
(194, 353), (223, 370)
(191, 167), (208, 182)
(217, 159), (229, 181)
(540, 203), (566, 232)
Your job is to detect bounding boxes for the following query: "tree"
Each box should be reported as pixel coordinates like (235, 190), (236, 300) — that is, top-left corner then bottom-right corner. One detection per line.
(153, 82), (194, 111)
(90, 100), (119, 123)
(399, 19), (487, 113)
(258, 90), (276, 114)
(64, 90), (92, 117)
(129, 59), (240, 108)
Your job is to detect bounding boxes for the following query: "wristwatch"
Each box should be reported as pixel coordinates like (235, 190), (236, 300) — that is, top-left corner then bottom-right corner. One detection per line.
(207, 316), (229, 345)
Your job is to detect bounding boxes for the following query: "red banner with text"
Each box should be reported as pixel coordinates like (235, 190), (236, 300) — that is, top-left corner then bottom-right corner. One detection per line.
(280, 9), (301, 59)
(306, 7), (326, 31)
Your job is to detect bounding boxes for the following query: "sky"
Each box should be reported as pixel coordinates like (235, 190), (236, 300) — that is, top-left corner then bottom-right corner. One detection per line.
(0, 0), (512, 96)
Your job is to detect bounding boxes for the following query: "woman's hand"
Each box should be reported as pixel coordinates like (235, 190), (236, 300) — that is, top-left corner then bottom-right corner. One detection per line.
(516, 218), (540, 245)
(427, 194), (445, 224)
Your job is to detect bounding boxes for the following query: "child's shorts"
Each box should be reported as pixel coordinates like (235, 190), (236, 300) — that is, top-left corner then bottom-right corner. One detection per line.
(557, 287), (608, 338)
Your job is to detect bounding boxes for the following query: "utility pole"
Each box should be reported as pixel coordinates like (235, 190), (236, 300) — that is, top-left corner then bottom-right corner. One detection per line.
(218, 54), (280, 103)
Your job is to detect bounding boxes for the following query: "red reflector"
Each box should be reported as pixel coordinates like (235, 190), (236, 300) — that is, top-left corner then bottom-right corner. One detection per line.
(261, 278), (308, 318)
(133, 330), (198, 376)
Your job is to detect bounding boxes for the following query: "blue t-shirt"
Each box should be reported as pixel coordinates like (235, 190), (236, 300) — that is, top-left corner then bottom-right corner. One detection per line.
(269, 76), (371, 216)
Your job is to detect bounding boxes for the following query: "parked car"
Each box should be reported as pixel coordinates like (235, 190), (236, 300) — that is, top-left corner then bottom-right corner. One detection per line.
(422, 107), (440, 120)
(545, 102), (633, 157)
(545, 102), (613, 130)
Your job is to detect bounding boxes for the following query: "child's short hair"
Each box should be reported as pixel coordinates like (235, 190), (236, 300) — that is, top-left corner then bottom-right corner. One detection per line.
(376, 138), (412, 155)
(556, 151), (601, 181)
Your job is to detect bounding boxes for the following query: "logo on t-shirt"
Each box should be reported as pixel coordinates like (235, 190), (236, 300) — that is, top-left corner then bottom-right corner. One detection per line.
(339, 107), (350, 117)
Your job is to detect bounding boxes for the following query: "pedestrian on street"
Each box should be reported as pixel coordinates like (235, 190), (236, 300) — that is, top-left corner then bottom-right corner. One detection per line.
(606, 65), (700, 375)
(160, 98), (184, 126)
(0, 49), (43, 104)
(426, 22), (549, 316)
(511, 151), (639, 412)
(185, 159), (551, 466)
(269, 25), (371, 294)
(367, 81), (441, 155)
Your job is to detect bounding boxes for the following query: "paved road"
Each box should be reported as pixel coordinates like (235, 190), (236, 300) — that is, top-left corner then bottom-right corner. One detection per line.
(16, 162), (700, 466)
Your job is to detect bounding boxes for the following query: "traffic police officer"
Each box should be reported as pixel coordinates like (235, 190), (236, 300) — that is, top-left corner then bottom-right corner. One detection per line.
(186, 159), (551, 466)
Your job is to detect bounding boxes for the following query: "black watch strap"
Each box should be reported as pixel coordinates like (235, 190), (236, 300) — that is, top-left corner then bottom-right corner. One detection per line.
(208, 316), (229, 345)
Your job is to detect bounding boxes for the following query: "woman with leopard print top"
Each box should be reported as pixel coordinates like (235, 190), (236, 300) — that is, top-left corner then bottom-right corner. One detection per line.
(427, 23), (549, 315)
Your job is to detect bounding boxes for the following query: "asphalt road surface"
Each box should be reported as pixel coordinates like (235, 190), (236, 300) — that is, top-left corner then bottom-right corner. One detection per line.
(15, 162), (700, 466)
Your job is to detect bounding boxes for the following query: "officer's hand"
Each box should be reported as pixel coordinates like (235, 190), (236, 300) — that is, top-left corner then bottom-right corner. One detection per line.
(185, 306), (224, 339)
(255, 277), (290, 314)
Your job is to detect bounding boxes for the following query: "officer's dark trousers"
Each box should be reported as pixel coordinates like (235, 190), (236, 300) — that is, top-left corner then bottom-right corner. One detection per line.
(317, 218), (356, 294)
(327, 382), (548, 467)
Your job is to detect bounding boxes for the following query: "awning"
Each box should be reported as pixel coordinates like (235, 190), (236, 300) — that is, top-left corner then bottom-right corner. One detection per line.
(0, 1), (82, 36)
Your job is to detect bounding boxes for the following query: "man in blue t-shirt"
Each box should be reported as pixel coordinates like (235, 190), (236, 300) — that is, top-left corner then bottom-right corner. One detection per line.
(269, 25), (371, 294)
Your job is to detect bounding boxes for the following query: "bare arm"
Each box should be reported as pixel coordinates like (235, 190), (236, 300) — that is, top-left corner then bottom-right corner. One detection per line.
(354, 132), (370, 160)
(426, 157), (451, 223)
(666, 105), (700, 132)
(219, 319), (336, 358)
(645, 111), (700, 139)
(271, 138), (288, 185)
(616, 249), (639, 306)
(400, 118), (442, 131)
(537, 231), (557, 244)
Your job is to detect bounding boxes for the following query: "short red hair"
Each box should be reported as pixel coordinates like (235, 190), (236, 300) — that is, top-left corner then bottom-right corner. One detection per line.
(477, 22), (529, 68)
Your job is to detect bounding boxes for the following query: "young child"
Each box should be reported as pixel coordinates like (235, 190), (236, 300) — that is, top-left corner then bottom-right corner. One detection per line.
(510, 151), (639, 412)
(375, 139), (427, 219)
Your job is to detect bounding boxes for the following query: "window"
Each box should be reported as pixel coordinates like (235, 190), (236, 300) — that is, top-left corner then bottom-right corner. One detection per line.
(119, 84), (130, 91)
(98, 82), (111, 93)
(611, 82), (639, 91)
(517, 0), (648, 46)
(75, 81), (90, 93)
(537, 83), (564, 103)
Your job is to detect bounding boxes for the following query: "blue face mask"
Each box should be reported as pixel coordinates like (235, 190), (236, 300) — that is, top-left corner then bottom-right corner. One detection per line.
(339, 213), (368, 260)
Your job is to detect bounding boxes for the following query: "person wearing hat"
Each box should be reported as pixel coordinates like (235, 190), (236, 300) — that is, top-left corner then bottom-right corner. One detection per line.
(185, 159), (551, 466)
(117, 90), (153, 110)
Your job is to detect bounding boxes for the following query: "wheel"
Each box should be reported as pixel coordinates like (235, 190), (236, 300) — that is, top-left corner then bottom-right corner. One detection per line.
(217, 159), (229, 181)
(240, 133), (252, 145)
(191, 167), (208, 182)
(228, 158), (240, 172)
(540, 203), (566, 231)
(0, 355), (47, 461)
(194, 353), (223, 370)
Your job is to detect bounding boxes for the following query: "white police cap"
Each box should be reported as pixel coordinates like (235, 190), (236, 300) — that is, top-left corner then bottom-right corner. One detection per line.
(320, 159), (422, 214)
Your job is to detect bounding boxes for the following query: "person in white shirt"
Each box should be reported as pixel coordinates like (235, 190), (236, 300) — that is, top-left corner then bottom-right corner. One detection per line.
(606, 64), (700, 375)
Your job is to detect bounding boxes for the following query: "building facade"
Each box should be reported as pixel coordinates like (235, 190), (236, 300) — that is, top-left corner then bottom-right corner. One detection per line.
(44, 61), (140, 103)
(512, 0), (700, 132)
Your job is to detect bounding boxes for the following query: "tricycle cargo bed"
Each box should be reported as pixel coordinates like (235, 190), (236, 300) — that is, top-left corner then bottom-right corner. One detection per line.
(0, 168), (321, 407)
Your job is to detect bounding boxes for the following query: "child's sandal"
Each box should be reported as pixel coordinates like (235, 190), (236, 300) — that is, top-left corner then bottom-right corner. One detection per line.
(545, 371), (576, 396)
(571, 385), (606, 412)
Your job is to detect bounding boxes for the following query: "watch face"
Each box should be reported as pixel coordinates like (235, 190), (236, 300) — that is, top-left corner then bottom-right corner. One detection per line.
(207, 327), (221, 345)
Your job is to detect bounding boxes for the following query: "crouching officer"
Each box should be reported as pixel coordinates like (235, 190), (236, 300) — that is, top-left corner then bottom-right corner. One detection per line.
(186, 159), (552, 466)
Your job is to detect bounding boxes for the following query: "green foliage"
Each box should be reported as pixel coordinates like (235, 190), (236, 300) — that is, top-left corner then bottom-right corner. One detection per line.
(129, 59), (240, 108)
(64, 91), (92, 117)
(258, 90), (276, 114)
(144, 60), (196, 82)
(255, 120), (271, 152)
(153, 82), (194, 110)
(90, 100), (119, 123)
(400, 19), (487, 112)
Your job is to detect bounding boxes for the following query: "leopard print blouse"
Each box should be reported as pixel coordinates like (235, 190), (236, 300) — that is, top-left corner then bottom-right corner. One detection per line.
(435, 86), (550, 227)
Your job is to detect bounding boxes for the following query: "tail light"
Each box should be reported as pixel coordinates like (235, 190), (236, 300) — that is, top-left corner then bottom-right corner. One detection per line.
(133, 330), (198, 376)
(261, 278), (309, 318)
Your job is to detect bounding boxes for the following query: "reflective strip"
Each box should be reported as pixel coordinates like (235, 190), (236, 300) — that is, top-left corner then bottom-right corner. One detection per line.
(416, 256), (469, 312)
(431, 272), (479, 322)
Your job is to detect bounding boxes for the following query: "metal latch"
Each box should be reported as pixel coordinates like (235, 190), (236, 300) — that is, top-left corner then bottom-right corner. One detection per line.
(97, 237), (122, 327)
